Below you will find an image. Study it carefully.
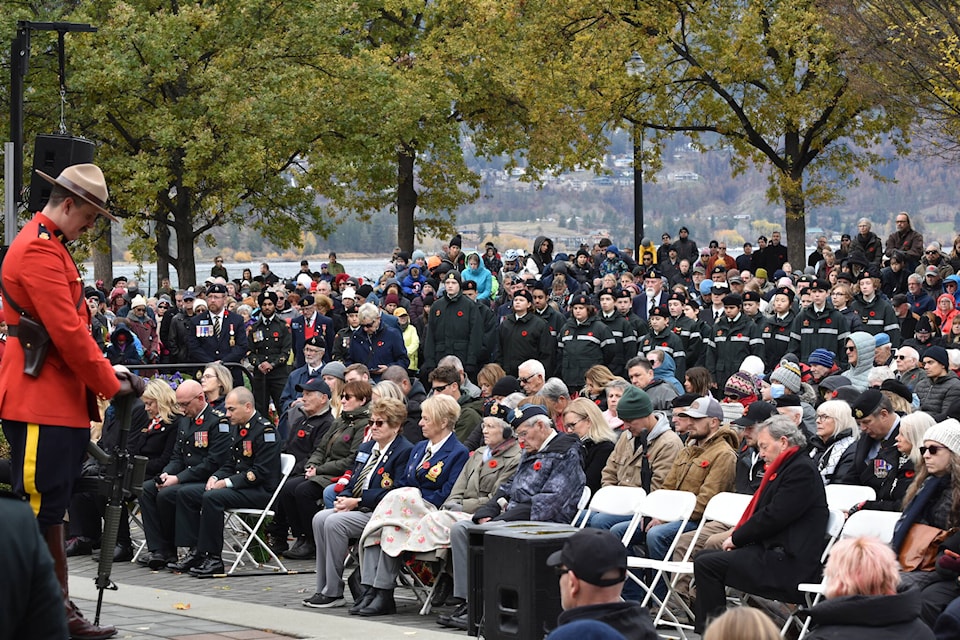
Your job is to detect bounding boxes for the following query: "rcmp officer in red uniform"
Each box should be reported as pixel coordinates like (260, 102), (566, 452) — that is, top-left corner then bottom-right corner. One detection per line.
(0, 163), (143, 639)
(173, 386), (281, 577)
(248, 290), (292, 421)
(136, 379), (233, 571)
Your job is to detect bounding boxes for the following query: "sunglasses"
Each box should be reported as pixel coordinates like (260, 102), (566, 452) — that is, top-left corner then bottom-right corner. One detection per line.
(926, 250), (939, 255)
(518, 373), (539, 385)
(370, 419), (387, 427)
(341, 394), (355, 401)
(360, 322), (375, 329)
(921, 445), (945, 456)
(845, 346), (856, 352)
(896, 355), (909, 360)
(431, 382), (453, 393)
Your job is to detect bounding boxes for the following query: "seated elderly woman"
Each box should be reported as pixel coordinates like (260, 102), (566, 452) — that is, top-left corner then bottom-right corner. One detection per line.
(354, 394), (470, 616)
(799, 536), (934, 639)
(301, 398), (413, 609)
(693, 415), (828, 633)
(805, 399), (858, 485)
(437, 404), (587, 630)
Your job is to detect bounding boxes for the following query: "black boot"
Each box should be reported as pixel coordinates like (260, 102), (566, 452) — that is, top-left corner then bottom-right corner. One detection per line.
(438, 602), (469, 628)
(167, 548), (202, 573)
(349, 586), (376, 614)
(267, 534), (289, 555)
(45, 524), (118, 640)
(283, 537), (315, 560)
(65, 536), (94, 557)
(357, 588), (396, 616)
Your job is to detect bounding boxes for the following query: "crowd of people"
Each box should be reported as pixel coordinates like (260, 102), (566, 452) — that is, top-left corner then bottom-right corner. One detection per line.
(12, 197), (960, 639)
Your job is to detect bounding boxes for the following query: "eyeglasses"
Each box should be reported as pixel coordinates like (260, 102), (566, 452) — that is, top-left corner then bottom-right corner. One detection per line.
(431, 382), (453, 394)
(921, 445), (945, 456)
(200, 373), (217, 380)
(176, 393), (203, 408)
(815, 414), (832, 421)
(563, 415), (586, 432)
(518, 373), (540, 385)
(370, 419), (387, 427)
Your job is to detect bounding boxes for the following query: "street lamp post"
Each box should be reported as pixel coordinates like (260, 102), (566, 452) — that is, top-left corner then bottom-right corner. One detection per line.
(625, 53), (646, 260)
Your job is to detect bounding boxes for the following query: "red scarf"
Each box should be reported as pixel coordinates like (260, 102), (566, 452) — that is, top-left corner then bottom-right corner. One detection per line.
(735, 445), (800, 529)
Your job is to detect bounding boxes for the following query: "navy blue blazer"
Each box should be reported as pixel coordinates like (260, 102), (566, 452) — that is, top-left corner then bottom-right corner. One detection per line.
(290, 313), (334, 368)
(342, 436), (414, 511)
(398, 435), (470, 507)
(188, 311), (248, 370)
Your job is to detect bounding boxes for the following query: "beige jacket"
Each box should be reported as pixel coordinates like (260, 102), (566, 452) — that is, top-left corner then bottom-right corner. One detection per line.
(662, 425), (739, 521)
(444, 440), (522, 514)
(600, 413), (682, 491)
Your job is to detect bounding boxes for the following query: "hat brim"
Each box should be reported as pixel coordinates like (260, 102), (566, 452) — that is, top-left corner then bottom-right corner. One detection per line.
(36, 169), (117, 222)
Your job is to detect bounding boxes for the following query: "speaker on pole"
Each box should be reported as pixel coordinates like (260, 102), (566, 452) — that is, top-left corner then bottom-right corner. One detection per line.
(27, 134), (96, 212)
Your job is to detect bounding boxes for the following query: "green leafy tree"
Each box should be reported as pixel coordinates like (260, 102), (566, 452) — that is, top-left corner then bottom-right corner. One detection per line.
(433, 0), (915, 267)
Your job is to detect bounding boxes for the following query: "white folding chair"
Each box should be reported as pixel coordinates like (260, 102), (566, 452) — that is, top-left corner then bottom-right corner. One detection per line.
(621, 490), (698, 639)
(785, 509), (903, 639)
(128, 499), (148, 563)
(223, 453), (296, 575)
(571, 486), (593, 526)
(577, 485), (646, 529)
(640, 492), (753, 631)
(824, 484), (876, 512)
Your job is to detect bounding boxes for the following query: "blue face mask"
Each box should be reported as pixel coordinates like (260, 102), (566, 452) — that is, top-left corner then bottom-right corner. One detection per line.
(770, 383), (785, 399)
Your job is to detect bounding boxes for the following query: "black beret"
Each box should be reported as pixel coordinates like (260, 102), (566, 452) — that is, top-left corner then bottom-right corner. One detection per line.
(711, 265), (727, 275)
(649, 305), (669, 318)
(722, 293), (743, 307)
(808, 279), (831, 291)
(617, 289), (632, 300)
(304, 335), (324, 349)
(742, 291), (761, 303)
(850, 389), (884, 420)
(598, 287), (618, 299)
(513, 290), (533, 303)
(667, 291), (687, 303)
(880, 379), (913, 404)
(570, 294), (591, 307)
(207, 283), (228, 294)
(641, 268), (661, 280)
(463, 279), (478, 291)
(773, 286), (795, 301)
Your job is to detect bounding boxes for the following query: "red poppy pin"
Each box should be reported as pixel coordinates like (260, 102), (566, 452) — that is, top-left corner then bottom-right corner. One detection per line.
(240, 429), (248, 437)
(662, 342), (668, 346)
(825, 319), (831, 324)
(489, 460), (498, 468)
(737, 333), (742, 338)
(769, 472), (778, 481)
(905, 470), (916, 478)
(343, 434), (351, 442)
(779, 326), (785, 331)
(195, 417), (203, 426)
(273, 332), (279, 337)
(423, 461), (431, 469)
(869, 311), (876, 317)
(587, 332), (593, 337)
(457, 311), (464, 317)
(377, 341), (384, 347)
(378, 467), (385, 474)
(699, 460), (710, 468)
(533, 461), (542, 471)
(521, 331), (528, 337)
(297, 430), (306, 438)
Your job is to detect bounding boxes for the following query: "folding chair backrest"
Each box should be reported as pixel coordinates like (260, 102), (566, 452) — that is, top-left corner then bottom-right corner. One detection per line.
(585, 485), (647, 517)
(825, 484), (876, 512)
(279, 452), (296, 478)
(571, 486), (593, 525)
(639, 489), (698, 523)
(700, 492), (753, 528)
(841, 510), (901, 544)
(819, 509), (847, 562)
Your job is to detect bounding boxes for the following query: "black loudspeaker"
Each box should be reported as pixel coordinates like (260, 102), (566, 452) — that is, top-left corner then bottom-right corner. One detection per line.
(481, 522), (580, 640)
(27, 135), (96, 212)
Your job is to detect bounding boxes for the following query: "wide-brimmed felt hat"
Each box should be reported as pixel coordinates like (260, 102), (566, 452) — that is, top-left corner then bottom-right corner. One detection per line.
(37, 163), (116, 222)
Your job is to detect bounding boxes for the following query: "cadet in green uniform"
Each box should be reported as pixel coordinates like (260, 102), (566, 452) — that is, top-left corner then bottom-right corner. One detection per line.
(174, 387), (282, 577)
(596, 287), (634, 375)
(640, 305), (687, 380)
(138, 379), (233, 570)
(249, 291), (292, 421)
(705, 293), (764, 389)
(557, 294), (618, 393)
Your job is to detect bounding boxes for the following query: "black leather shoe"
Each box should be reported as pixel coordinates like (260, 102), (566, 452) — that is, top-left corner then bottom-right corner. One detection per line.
(66, 536), (95, 557)
(356, 588), (396, 616)
(167, 549), (202, 573)
(431, 572), (453, 606)
(348, 587), (376, 614)
(189, 555), (225, 578)
(302, 592), (346, 608)
(143, 551), (177, 570)
(267, 534), (289, 555)
(438, 602), (469, 628)
(283, 540), (315, 560)
(446, 611), (469, 631)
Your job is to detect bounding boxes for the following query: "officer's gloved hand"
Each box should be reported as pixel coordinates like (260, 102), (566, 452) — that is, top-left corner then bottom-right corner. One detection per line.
(113, 365), (147, 397)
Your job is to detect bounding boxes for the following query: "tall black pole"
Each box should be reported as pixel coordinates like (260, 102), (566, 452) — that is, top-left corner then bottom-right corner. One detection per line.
(633, 124), (644, 259)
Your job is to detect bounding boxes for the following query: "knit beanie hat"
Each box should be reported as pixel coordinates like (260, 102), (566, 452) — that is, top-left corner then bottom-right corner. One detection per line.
(617, 386), (654, 420)
(808, 349), (836, 369)
(770, 359), (802, 393)
(923, 419), (960, 457)
(724, 372), (759, 400)
(739, 355), (766, 378)
(926, 345), (950, 368)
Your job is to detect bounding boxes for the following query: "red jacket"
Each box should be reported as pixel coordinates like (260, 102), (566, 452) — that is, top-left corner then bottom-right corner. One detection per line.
(0, 213), (120, 427)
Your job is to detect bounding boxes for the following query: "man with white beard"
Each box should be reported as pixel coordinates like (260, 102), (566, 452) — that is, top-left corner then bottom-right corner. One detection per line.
(632, 268), (668, 320)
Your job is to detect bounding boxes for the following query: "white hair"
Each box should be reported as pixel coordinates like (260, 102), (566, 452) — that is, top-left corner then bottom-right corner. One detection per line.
(867, 367), (894, 387)
(519, 359), (546, 378)
(897, 346), (919, 362)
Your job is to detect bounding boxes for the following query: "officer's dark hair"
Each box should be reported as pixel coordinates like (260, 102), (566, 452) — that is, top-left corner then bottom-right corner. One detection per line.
(870, 393), (895, 418)
(626, 356), (650, 372)
(46, 184), (75, 207)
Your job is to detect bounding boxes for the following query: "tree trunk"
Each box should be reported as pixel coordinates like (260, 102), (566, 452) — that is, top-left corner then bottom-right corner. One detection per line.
(781, 168), (807, 270)
(92, 217), (113, 287)
(172, 205), (198, 288)
(396, 144), (417, 255)
(155, 221), (171, 286)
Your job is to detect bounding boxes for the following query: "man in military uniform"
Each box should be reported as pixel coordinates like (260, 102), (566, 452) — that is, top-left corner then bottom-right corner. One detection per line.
(531, 281), (566, 342)
(188, 282), (248, 386)
(248, 290), (292, 422)
(705, 294), (764, 389)
(137, 380), (233, 570)
(597, 287), (633, 375)
(788, 278), (851, 366)
(422, 271), (482, 380)
(0, 163), (143, 640)
(640, 306), (687, 380)
(499, 290), (555, 377)
(173, 387), (282, 577)
(557, 294), (618, 393)
(666, 291), (703, 369)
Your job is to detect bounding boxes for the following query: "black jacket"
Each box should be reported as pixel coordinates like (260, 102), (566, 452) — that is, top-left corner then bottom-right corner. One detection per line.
(557, 601), (657, 640)
(800, 588), (934, 640)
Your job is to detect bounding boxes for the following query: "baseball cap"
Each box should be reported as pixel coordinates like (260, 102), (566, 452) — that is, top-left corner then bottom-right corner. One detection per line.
(732, 401), (777, 427)
(678, 396), (724, 420)
(296, 378), (332, 396)
(546, 529), (626, 587)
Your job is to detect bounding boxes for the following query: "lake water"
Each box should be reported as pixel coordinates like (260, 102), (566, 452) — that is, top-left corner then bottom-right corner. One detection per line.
(90, 258), (394, 295)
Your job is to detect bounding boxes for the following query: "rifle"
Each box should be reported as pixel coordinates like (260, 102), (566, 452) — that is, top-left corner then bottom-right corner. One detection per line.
(86, 393), (148, 626)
